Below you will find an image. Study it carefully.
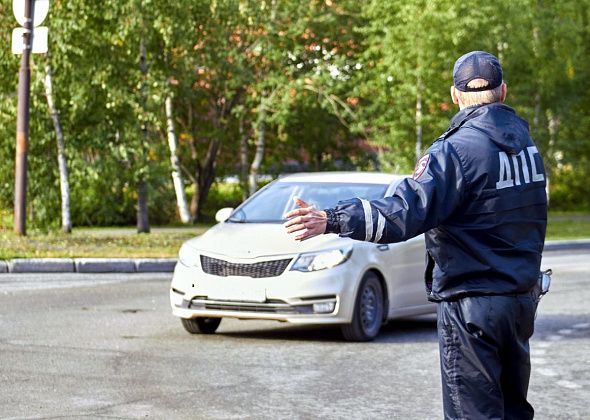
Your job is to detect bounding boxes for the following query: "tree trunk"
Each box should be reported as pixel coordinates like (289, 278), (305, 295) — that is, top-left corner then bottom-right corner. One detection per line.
(533, 92), (541, 137)
(547, 109), (559, 158)
(189, 188), (199, 222)
(136, 173), (150, 233)
(165, 96), (192, 223)
(137, 38), (150, 233)
(532, 20), (541, 139)
(246, 2), (277, 196)
(43, 63), (71, 233)
(546, 108), (560, 206)
(190, 138), (221, 221)
(137, 179), (150, 233)
(187, 86), (242, 221)
(248, 98), (266, 196)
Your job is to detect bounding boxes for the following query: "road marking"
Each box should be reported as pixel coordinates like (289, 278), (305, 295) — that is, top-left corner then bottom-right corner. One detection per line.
(558, 329), (573, 335)
(531, 357), (547, 365)
(572, 323), (589, 329)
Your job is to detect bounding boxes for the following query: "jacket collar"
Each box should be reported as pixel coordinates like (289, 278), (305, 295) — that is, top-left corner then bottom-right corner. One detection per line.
(449, 102), (515, 130)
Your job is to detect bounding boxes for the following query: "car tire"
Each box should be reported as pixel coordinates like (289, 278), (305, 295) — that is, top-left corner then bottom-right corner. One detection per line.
(181, 317), (222, 334)
(341, 272), (384, 342)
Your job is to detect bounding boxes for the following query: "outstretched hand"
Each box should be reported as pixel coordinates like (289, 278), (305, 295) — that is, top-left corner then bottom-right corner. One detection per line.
(284, 197), (327, 241)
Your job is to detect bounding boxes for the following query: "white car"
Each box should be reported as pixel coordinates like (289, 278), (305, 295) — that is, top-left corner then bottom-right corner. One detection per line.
(170, 172), (435, 341)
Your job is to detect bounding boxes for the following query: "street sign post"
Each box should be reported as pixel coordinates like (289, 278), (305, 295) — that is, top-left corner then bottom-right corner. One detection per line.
(13, 0), (33, 235)
(12, 0), (50, 235)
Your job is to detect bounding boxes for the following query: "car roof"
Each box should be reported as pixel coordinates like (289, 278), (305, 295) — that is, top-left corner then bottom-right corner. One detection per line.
(277, 171), (407, 185)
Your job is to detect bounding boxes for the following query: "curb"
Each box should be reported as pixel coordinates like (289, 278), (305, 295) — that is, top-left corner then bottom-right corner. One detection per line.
(75, 258), (136, 273)
(0, 258), (177, 274)
(544, 240), (590, 251)
(135, 258), (177, 273)
(9, 258), (75, 273)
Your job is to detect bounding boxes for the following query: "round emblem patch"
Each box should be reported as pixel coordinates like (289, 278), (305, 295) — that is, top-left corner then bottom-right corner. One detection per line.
(412, 154), (430, 180)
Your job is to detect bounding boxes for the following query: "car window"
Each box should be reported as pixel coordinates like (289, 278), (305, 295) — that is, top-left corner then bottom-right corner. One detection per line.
(228, 181), (388, 223)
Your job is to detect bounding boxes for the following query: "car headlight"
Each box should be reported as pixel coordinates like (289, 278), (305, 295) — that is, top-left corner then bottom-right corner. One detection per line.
(178, 243), (200, 267)
(290, 246), (353, 272)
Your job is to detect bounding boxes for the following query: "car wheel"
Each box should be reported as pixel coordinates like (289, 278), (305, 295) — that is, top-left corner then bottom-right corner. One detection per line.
(181, 317), (222, 334)
(341, 272), (384, 342)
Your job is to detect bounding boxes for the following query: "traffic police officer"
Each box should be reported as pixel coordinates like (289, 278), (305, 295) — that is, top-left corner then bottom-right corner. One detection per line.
(285, 51), (547, 419)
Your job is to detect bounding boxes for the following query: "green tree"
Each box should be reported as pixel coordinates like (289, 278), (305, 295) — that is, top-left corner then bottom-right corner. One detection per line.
(358, 0), (460, 173)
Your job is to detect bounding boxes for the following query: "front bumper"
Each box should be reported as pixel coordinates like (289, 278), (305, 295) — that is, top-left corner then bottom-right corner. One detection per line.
(170, 256), (362, 324)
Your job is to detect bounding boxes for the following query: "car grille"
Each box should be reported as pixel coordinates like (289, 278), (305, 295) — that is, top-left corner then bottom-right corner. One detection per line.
(189, 298), (312, 314)
(200, 255), (292, 278)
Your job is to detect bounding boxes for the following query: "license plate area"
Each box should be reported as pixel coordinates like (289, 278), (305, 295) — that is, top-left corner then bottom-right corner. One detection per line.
(207, 277), (266, 303)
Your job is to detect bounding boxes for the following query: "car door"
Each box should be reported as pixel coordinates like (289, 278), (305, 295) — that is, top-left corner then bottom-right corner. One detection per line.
(381, 234), (432, 314)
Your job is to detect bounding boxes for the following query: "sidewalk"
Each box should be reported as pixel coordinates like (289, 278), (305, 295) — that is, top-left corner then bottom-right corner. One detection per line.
(1, 240), (589, 274)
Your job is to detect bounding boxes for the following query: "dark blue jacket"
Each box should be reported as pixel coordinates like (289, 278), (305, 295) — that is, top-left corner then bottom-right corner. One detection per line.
(325, 103), (548, 301)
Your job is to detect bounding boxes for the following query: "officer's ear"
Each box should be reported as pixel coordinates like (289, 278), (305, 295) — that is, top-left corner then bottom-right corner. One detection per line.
(500, 82), (507, 103)
(450, 86), (460, 105)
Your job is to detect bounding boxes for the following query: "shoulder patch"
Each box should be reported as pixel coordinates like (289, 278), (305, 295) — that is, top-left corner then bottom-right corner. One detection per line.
(413, 154), (430, 180)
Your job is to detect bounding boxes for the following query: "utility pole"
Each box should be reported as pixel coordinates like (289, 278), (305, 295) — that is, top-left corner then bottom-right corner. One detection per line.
(14, 0), (33, 235)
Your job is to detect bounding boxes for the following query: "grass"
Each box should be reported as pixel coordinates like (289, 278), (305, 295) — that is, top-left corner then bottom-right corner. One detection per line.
(0, 226), (211, 259)
(546, 213), (590, 241)
(0, 212), (588, 259)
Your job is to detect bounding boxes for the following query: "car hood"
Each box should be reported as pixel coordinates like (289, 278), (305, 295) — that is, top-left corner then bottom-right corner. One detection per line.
(184, 222), (351, 259)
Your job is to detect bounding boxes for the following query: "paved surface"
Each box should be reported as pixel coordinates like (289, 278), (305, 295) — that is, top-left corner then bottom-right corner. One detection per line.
(0, 250), (588, 419)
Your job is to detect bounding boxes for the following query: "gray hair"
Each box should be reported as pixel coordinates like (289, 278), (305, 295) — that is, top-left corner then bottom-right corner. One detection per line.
(456, 78), (503, 107)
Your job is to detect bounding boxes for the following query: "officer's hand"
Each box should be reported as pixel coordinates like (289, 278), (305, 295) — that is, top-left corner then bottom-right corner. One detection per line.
(284, 197), (327, 241)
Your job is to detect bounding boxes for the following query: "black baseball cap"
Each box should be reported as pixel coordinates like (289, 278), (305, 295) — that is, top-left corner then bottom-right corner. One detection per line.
(453, 51), (503, 92)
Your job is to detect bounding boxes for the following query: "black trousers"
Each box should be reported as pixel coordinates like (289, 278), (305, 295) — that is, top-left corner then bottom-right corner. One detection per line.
(437, 295), (537, 420)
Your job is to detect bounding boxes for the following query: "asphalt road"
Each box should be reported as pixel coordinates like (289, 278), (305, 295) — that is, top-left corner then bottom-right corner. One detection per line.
(0, 250), (588, 419)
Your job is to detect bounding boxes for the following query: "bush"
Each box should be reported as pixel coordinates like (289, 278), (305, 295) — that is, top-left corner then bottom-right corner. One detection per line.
(198, 181), (244, 222)
(549, 164), (590, 212)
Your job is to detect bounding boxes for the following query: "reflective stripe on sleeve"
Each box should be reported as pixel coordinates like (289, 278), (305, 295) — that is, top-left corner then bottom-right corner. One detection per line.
(374, 210), (386, 243)
(360, 199), (374, 242)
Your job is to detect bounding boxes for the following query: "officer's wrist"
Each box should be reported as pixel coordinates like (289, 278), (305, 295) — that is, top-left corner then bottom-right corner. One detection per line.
(324, 208), (340, 234)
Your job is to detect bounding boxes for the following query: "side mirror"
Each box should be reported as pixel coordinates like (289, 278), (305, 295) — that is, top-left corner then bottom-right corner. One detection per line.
(215, 207), (234, 223)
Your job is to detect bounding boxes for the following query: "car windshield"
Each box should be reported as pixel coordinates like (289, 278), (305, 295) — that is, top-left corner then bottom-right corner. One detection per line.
(228, 181), (389, 223)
